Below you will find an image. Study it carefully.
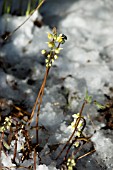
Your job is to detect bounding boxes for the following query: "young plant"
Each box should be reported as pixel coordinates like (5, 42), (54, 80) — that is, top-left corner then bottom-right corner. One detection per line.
(55, 92), (97, 169)
(28, 27), (67, 169)
(0, 116), (12, 168)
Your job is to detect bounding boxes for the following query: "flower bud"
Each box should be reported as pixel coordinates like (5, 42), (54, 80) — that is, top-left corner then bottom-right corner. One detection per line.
(47, 42), (55, 48)
(41, 50), (46, 54)
(47, 33), (53, 40)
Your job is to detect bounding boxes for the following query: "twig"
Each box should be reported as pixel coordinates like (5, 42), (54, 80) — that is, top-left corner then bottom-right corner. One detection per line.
(77, 149), (96, 160)
(12, 122), (18, 164)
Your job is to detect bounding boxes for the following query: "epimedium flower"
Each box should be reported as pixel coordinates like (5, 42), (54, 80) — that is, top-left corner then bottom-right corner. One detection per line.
(72, 113), (84, 131)
(68, 113), (83, 130)
(46, 41), (55, 48)
(72, 113), (80, 119)
(0, 116), (12, 132)
(68, 113), (84, 147)
(41, 28), (67, 68)
(47, 32), (53, 40)
(67, 157), (76, 170)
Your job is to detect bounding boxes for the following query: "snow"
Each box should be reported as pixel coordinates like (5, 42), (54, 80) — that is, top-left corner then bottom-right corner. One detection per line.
(0, 0), (113, 169)
(36, 164), (59, 170)
(92, 130), (113, 169)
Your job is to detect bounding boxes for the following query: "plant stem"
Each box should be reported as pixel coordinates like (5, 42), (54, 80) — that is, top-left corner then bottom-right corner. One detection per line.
(31, 67), (49, 170)
(77, 149), (96, 160)
(12, 123), (18, 164)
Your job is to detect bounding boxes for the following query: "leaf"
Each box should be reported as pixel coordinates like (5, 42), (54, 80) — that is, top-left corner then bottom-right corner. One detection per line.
(94, 101), (106, 110)
(85, 90), (92, 104)
(39, 0), (44, 4)
(52, 27), (57, 35)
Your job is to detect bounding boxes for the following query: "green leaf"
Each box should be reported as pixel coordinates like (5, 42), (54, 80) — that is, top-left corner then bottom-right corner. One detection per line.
(94, 101), (106, 110)
(85, 90), (92, 104)
(39, 0), (44, 4)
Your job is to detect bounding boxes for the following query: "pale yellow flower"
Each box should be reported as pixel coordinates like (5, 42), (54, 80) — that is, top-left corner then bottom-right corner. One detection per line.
(55, 48), (63, 54)
(47, 54), (51, 58)
(41, 50), (46, 54)
(54, 55), (58, 59)
(72, 113), (80, 119)
(67, 158), (76, 170)
(47, 32), (53, 40)
(56, 34), (63, 43)
(74, 141), (80, 147)
(46, 42), (55, 48)
(45, 59), (48, 63)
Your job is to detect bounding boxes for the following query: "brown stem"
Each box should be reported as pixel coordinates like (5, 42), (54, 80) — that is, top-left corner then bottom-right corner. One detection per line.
(34, 148), (37, 170)
(36, 68), (49, 142)
(29, 67), (50, 123)
(77, 149), (96, 160)
(31, 67), (50, 170)
(0, 133), (3, 167)
(12, 123), (18, 164)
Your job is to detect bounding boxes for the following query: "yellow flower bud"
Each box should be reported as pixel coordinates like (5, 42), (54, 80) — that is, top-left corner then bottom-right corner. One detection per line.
(51, 59), (54, 63)
(45, 59), (48, 63)
(47, 54), (51, 58)
(55, 48), (63, 54)
(46, 63), (51, 67)
(5, 117), (9, 122)
(47, 42), (55, 48)
(55, 48), (60, 54)
(46, 63), (49, 67)
(74, 141), (79, 147)
(54, 55), (58, 59)
(47, 33), (53, 40)
(72, 113), (80, 119)
(49, 63), (52, 67)
(41, 50), (46, 54)
(56, 34), (63, 43)
(67, 158), (76, 170)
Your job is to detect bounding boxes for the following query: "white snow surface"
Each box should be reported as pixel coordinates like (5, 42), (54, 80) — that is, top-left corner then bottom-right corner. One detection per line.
(0, 0), (113, 169)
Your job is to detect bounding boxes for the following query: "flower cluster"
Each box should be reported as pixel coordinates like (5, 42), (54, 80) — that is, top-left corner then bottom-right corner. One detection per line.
(68, 113), (84, 147)
(41, 28), (67, 68)
(67, 157), (76, 170)
(0, 116), (12, 132)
